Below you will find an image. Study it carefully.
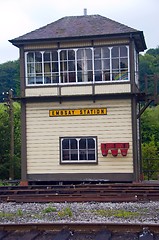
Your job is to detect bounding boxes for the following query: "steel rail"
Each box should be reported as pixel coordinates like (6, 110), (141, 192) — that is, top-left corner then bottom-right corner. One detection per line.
(0, 222), (159, 233)
(0, 183), (159, 203)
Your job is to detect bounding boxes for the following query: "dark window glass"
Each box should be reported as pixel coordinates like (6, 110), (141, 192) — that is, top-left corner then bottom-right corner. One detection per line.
(102, 47), (110, 58)
(63, 150), (69, 160)
(79, 139), (86, 149)
(52, 51), (58, 61)
(88, 138), (95, 148)
(68, 50), (75, 60)
(120, 46), (127, 57)
(112, 47), (119, 57)
(120, 58), (128, 69)
(44, 52), (51, 61)
(70, 139), (77, 149)
(62, 139), (69, 149)
(94, 48), (101, 59)
(35, 52), (42, 62)
(71, 151), (78, 160)
(112, 59), (119, 70)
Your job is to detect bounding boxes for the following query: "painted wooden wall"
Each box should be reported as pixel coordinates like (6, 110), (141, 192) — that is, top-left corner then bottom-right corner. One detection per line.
(26, 99), (133, 174)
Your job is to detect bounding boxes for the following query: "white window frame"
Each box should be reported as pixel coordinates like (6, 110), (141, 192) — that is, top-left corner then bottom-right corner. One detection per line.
(60, 137), (97, 164)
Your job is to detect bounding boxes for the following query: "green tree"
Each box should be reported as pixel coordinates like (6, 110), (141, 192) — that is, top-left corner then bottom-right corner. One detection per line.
(142, 137), (159, 180)
(141, 106), (159, 180)
(0, 103), (21, 180)
(139, 47), (159, 93)
(0, 60), (20, 102)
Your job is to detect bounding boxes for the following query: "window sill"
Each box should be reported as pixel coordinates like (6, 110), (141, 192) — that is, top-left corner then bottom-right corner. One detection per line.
(26, 80), (130, 88)
(60, 161), (98, 165)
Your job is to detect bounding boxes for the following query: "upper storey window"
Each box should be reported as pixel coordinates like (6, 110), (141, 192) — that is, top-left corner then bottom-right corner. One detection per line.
(25, 45), (129, 85)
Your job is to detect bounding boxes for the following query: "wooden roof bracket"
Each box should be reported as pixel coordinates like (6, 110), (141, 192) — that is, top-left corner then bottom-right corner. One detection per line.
(137, 99), (153, 119)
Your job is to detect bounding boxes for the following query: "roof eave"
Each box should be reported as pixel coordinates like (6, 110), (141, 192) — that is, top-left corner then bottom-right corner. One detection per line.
(9, 31), (146, 52)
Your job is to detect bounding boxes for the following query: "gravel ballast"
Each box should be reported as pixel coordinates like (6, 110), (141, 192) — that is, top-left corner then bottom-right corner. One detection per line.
(0, 201), (158, 224)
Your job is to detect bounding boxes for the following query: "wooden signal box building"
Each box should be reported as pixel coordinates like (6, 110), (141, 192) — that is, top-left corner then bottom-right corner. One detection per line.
(10, 14), (146, 183)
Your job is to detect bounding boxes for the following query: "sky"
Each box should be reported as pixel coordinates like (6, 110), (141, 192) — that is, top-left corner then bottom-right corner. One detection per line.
(0, 0), (159, 64)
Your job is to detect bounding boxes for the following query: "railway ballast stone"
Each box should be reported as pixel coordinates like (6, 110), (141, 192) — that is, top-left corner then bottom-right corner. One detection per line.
(0, 201), (158, 224)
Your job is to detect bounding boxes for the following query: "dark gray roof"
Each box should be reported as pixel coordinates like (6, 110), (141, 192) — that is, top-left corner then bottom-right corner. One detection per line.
(9, 15), (146, 51)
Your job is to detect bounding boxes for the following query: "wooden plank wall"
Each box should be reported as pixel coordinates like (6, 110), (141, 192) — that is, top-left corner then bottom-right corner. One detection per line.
(26, 99), (133, 174)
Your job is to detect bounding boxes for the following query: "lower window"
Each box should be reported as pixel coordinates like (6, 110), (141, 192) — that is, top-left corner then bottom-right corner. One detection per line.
(61, 137), (97, 163)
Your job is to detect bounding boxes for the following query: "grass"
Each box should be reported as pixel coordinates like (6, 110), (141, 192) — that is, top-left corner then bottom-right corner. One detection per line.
(58, 207), (73, 218)
(42, 206), (57, 214)
(0, 212), (14, 219)
(93, 209), (140, 219)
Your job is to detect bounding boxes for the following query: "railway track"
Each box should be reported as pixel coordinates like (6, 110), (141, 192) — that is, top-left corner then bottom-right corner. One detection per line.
(0, 222), (159, 239)
(0, 182), (159, 203)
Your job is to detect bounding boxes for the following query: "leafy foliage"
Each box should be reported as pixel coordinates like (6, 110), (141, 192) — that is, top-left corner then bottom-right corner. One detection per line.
(141, 106), (159, 179)
(0, 60), (20, 102)
(139, 47), (159, 94)
(0, 103), (21, 180)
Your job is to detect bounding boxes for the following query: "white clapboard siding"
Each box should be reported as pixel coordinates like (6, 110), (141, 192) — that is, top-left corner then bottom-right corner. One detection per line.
(25, 83), (131, 97)
(26, 99), (133, 174)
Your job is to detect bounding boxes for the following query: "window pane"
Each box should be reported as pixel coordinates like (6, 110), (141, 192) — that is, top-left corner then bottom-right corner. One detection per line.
(61, 72), (67, 83)
(60, 61), (67, 72)
(27, 52), (34, 62)
(88, 138), (95, 148)
(77, 71), (82, 82)
(88, 151), (95, 160)
(77, 48), (92, 60)
(88, 71), (93, 81)
(27, 63), (34, 74)
(52, 51), (58, 61)
(112, 59), (119, 69)
(112, 47), (119, 57)
(79, 150), (87, 160)
(76, 48), (93, 83)
(62, 150), (69, 160)
(95, 71), (102, 81)
(60, 50), (67, 60)
(94, 48), (101, 59)
(35, 63), (42, 73)
(77, 60), (82, 71)
(94, 60), (101, 70)
(112, 71), (120, 81)
(44, 75), (51, 84)
(68, 61), (75, 71)
(70, 139), (77, 149)
(120, 46), (127, 57)
(28, 76), (35, 84)
(44, 63), (51, 73)
(79, 139), (86, 149)
(62, 139), (69, 149)
(85, 49), (92, 59)
(44, 52), (51, 61)
(68, 72), (76, 82)
(121, 70), (128, 80)
(120, 58), (128, 69)
(103, 70), (110, 81)
(52, 73), (59, 83)
(52, 62), (58, 72)
(35, 74), (43, 84)
(68, 50), (75, 60)
(87, 60), (92, 70)
(102, 47), (110, 58)
(35, 52), (42, 62)
(71, 150), (78, 160)
(103, 59), (110, 70)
